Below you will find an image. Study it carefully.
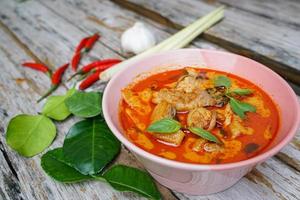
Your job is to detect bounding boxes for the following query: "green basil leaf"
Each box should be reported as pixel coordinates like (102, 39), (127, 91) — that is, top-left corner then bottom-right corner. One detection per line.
(41, 148), (91, 183)
(214, 75), (231, 88)
(42, 88), (76, 120)
(6, 114), (56, 157)
(229, 88), (253, 96)
(103, 165), (162, 200)
(147, 118), (181, 133)
(189, 127), (221, 144)
(65, 91), (102, 118)
(229, 97), (256, 119)
(63, 118), (121, 175)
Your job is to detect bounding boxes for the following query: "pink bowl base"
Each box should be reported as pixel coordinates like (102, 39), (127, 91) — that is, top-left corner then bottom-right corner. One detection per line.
(103, 49), (300, 195)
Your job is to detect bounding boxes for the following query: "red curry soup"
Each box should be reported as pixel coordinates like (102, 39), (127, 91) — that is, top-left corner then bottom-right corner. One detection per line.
(119, 67), (280, 164)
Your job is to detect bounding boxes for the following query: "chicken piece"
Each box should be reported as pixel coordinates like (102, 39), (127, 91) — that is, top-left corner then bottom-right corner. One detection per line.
(206, 86), (229, 107)
(125, 108), (146, 131)
(150, 101), (176, 122)
(192, 138), (206, 152)
(150, 101), (184, 146)
(176, 76), (204, 93)
(229, 115), (254, 138)
(138, 88), (152, 102)
(223, 104), (233, 127)
(186, 67), (199, 77)
(203, 143), (222, 152)
(152, 88), (215, 110)
(187, 108), (217, 130)
(122, 88), (151, 115)
(154, 130), (185, 146)
(175, 68), (205, 93)
(216, 104), (233, 128)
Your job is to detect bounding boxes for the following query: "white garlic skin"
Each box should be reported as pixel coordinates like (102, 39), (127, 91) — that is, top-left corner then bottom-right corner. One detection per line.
(121, 22), (156, 54)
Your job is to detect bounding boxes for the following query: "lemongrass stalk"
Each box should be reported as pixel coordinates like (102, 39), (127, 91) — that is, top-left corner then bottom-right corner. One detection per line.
(158, 6), (224, 51)
(100, 6), (225, 81)
(162, 8), (224, 50)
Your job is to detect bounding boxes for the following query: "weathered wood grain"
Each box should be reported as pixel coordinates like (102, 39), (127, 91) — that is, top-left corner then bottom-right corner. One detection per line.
(111, 0), (300, 86)
(0, 1), (176, 199)
(0, 0), (299, 199)
(0, 26), (152, 200)
(216, 0), (300, 27)
(0, 143), (24, 200)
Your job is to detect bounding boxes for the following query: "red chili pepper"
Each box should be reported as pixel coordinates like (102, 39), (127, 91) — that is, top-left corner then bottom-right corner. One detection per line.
(22, 62), (51, 77)
(67, 59), (121, 81)
(79, 70), (101, 90)
(84, 33), (100, 52)
(37, 63), (69, 102)
(91, 61), (121, 72)
(71, 52), (81, 71)
(51, 63), (69, 85)
(75, 36), (90, 53)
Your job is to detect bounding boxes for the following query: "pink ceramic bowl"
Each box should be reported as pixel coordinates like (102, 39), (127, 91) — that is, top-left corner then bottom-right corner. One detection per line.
(102, 49), (300, 195)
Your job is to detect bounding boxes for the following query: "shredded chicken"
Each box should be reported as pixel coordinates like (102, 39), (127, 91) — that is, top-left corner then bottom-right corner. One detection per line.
(187, 108), (216, 130)
(150, 101), (176, 122)
(153, 88), (215, 110)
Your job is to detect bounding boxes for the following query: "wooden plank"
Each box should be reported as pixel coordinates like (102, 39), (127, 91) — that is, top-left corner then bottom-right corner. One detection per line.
(0, 143), (24, 200)
(0, 1), (176, 199)
(111, 0), (300, 86)
(174, 158), (300, 200)
(0, 0), (299, 199)
(0, 26), (149, 200)
(216, 0), (300, 27)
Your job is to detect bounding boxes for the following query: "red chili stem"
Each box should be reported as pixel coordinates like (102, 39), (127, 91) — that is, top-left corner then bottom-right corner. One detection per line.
(75, 36), (90, 53)
(37, 85), (58, 103)
(84, 33), (100, 52)
(22, 62), (50, 73)
(37, 63), (69, 103)
(79, 70), (101, 90)
(71, 52), (81, 72)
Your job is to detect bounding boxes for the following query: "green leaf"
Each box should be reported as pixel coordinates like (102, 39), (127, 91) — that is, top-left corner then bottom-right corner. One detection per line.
(214, 75), (231, 88)
(229, 88), (253, 96)
(63, 118), (121, 175)
(6, 114), (56, 157)
(65, 91), (102, 118)
(103, 165), (162, 200)
(41, 148), (91, 183)
(147, 118), (181, 133)
(42, 88), (76, 120)
(229, 97), (256, 119)
(189, 127), (221, 144)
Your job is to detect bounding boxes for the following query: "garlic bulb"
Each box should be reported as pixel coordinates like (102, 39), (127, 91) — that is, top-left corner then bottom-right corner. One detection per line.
(121, 22), (156, 54)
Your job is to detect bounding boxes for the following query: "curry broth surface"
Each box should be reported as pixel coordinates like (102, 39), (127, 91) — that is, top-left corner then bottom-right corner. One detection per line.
(119, 68), (280, 164)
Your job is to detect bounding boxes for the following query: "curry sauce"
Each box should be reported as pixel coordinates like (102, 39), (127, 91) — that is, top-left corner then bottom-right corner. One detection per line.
(119, 67), (280, 164)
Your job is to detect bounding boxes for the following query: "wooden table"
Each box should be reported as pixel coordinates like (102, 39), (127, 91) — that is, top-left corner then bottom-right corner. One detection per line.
(0, 0), (299, 199)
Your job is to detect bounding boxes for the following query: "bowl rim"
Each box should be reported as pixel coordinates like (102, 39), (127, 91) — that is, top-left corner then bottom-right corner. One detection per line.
(103, 48), (300, 171)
